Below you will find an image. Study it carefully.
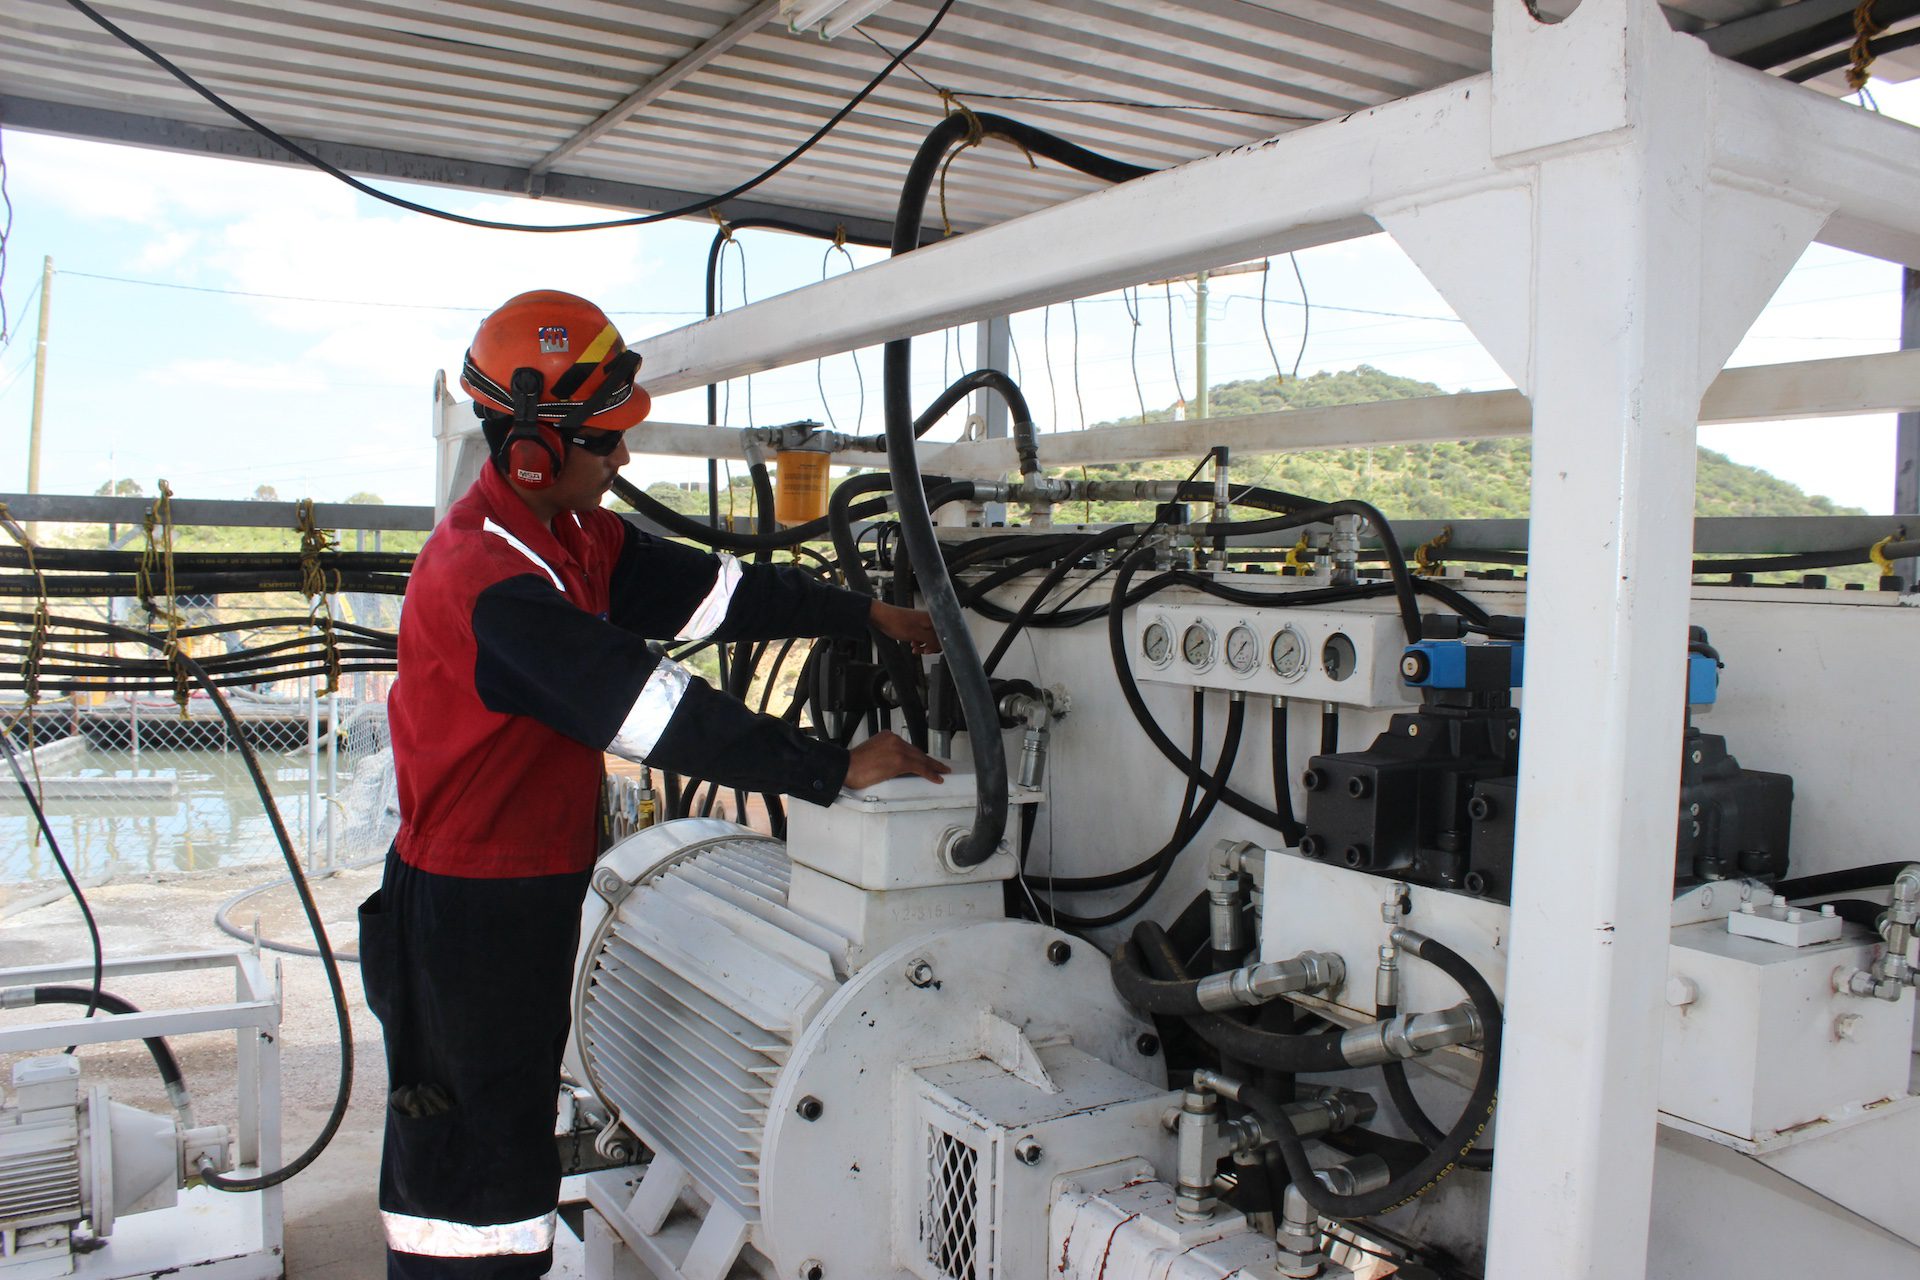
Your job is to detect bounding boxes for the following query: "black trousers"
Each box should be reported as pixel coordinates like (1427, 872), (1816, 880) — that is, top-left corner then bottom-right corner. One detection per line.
(359, 848), (592, 1278)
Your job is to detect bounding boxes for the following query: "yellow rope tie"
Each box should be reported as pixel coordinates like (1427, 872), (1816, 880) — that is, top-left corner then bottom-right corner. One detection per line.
(296, 499), (344, 697)
(0, 503), (51, 707)
(143, 481), (192, 714)
(709, 208), (734, 241)
(1414, 526), (1454, 578)
(1283, 534), (1312, 577)
(1849, 2), (1885, 93)
(1869, 532), (1899, 579)
(832, 223), (848, 251)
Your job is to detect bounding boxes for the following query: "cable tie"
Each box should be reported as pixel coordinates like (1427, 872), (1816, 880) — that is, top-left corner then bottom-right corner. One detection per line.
(1869, 532), (1898, 578)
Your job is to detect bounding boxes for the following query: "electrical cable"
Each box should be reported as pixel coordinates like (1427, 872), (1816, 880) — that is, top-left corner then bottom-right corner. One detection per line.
(0, 726), (104, 1031)
(0, 608), (355, 1192)
(61, 0), (960, 235)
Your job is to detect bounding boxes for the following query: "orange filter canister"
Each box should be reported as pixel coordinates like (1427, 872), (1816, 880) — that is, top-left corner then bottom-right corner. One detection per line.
(774, 448), (831, 525)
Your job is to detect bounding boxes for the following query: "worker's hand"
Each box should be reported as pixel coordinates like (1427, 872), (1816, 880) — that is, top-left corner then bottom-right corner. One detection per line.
(844, 731), (951, 790)
(870, 601), (942, 655)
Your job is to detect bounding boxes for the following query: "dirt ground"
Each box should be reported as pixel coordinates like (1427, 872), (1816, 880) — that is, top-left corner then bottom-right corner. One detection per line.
(1, 861), (588, 1277)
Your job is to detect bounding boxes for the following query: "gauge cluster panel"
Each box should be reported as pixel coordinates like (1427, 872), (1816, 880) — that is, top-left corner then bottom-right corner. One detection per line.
(1128, 604), (1418, 708)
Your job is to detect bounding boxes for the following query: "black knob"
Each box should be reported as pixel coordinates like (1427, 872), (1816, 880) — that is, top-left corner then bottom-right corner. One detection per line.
(1135, 1033), (1160, 1057)
(1046, 940), (1072, 966)
(796, 1096), (824, 1122)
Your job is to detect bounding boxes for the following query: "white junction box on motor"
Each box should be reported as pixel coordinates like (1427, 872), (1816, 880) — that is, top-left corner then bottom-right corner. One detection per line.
(1129, 603), (1417, 708)
(1661, 920), (1915, 1145)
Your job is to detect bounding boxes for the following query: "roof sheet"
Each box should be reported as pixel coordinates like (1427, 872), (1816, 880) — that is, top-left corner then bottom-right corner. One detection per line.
(2, 1), (1915, 234)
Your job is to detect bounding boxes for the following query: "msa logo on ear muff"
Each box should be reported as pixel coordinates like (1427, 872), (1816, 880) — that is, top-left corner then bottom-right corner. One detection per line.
(503, 368), (562, 490)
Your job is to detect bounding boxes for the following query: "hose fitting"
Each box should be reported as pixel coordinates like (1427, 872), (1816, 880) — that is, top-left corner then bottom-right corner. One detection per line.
(1338, 1000), (1484, 1067)
(1192, 950), (1345, 1012)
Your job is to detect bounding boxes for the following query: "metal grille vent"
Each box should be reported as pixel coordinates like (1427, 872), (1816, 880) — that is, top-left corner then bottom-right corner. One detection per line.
(923, 1127), (983, 1280)
(579, 835), (842, 1220)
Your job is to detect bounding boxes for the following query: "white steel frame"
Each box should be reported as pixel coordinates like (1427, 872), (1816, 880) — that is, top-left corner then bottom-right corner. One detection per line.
(0, 949), (284, 1279)
(597, 3), (1920, 1275)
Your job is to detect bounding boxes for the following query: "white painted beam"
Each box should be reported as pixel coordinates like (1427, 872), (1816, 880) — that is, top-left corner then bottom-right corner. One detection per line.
(625, 76), (1505, 395)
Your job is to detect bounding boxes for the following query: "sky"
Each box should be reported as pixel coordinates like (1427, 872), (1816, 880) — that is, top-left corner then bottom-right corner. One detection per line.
(0, 75), (1917, 514)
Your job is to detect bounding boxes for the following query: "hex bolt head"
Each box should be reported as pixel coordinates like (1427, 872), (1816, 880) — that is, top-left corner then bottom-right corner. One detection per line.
(1014, 1137), (1043, 1166)
(905, 957), (936, 988)
(1135, 1033), (1161, 1057)
(796, 1096), (824, 1122)
(1046, 940), (1072, 966)
(1821, 904), (1837, 918)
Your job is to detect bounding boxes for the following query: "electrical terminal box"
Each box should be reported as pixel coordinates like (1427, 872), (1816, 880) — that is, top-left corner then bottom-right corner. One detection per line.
(1129, 604), (1417, 709)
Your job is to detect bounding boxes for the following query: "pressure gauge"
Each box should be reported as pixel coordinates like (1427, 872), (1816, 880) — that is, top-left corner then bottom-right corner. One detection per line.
(1224, 622), (1261, 677)
(1141, 618), (1174, 668)
(1269, 624), (1308, 680)
(1181, 620), (1217, 670)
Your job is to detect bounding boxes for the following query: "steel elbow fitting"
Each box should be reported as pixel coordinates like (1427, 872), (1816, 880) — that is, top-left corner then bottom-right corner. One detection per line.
(1339, 1000), (1484, 1067)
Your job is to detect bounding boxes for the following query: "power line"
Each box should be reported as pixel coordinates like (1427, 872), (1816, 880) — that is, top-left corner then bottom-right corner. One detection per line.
(55, 269), (702, 316)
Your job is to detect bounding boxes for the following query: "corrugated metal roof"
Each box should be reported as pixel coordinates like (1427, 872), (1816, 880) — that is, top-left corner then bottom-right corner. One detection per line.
(2, 1), (1914, 235)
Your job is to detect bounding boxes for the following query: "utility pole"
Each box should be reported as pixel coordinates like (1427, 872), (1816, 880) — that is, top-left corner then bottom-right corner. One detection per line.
(1897, 267), (1918, 587)
(26, 256), (53, 539)
(1194, 271), (1210, 420)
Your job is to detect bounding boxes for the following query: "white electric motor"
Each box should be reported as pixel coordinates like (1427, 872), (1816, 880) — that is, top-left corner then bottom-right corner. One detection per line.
(0, 1056), (227, 1278)
(565, 779), (1188, 1279)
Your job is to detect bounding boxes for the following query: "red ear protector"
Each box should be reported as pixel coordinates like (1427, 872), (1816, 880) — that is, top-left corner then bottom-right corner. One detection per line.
(503, 368), (563, 490)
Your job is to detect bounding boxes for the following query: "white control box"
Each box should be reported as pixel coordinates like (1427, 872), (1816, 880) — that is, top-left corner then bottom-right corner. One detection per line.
(1128, 603), (1418, 708)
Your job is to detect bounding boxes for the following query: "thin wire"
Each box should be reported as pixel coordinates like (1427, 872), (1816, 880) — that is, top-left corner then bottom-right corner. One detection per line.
(55, 268), (700, 316)
(61, 0), (961, 235)
(0, 117), (12, 345)
(1257, 259), (1285, 382)
(1122, 287), (1148, 423)
(1070, 299), (1088, 430)
(1164, 279), (1186, 409)
(1042, 305), (1059, 434)
(0, 277), (38, 358)
(922, 90), (1321, 121)
(1289, 253), (1312, 378)
(815, 243), (866, 432)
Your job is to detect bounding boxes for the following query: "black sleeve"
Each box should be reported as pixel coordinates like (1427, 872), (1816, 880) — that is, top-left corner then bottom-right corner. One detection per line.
(607, 521), (872, 643)
(472, 574), (850, 804)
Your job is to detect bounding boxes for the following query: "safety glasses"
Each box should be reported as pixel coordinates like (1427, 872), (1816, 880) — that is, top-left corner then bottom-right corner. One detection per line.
(565, 428), (627, 457)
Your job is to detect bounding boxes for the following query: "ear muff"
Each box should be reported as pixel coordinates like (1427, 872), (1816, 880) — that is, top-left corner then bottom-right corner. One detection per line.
(505, 423), (564, 489)
(501, 366), (563, 490)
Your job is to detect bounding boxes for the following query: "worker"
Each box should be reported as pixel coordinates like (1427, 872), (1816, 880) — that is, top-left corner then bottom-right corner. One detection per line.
(359, 290), (948, 1277)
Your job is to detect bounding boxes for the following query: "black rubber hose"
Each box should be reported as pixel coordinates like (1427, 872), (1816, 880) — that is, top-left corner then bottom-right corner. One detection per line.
(0, 609), (355, 1193)
(1193, 498), (1422, 642)
(1121, 920), (1352, 1073)
(1236, 936), (1501, 1217)
(29, 986), (190, 1111)
(1270, 700), (1303, 846)
(1376, 1001), (1493, 1171)
(1320, 703), (1339, 755)
(828, 472), (933, 747)
(1772, 862), (1915, 901)
(1105, 548), (1295, 833)
(983, 523), (1140, 674)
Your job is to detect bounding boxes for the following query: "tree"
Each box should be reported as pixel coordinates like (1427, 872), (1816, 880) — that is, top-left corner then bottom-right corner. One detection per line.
(252, 484), (280, 502)
(94, 478), (144, 497)
(344, 492), (385, 505)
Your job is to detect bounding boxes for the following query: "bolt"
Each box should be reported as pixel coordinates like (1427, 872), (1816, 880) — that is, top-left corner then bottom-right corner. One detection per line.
(1508, 726), (1518, 740)
(905, 957), (936, 988)
(1821, 904), (1837, 918)
(1046, 940), (1072, 966)
(1014, 1137), (1043, 1166)
(1407, 723), (1420, 737)
(1692, 750), (1703, 764)
(796, 1096), (823, 1122)
(1665, 976), (1697, 1007)
(799, 1261), (824, 1280)
(1690, 803), (1701, 816)
(1740, 903), (1756, 915)
(593, 869), (622, 894)
(1834, 1013), (1863, 1041)
(1787, 909), (1804, 924)
(1135, 1033), (1161, 1057)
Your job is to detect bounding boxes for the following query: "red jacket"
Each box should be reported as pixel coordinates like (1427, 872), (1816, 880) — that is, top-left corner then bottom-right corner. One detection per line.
(390, 463), (869, 878)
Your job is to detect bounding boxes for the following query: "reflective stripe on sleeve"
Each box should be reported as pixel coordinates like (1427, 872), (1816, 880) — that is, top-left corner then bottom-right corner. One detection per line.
(608, 658), (693, 760)
(381, 1209), (556, 1258)
(675, 554), (743, 641)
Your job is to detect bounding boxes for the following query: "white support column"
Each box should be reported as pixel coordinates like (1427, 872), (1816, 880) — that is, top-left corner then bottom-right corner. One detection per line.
(1375, 4), (1832, 1277)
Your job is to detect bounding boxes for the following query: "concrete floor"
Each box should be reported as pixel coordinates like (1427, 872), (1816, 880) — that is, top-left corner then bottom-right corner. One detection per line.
(1, 862), (588, 1278)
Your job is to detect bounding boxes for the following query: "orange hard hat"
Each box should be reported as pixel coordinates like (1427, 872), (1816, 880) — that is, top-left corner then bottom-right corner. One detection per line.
(460, 290), (651, 434)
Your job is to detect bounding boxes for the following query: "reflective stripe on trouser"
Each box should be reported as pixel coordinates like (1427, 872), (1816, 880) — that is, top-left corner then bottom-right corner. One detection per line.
(382, 1210), (556, 1258)
(360, 849), (592, 1279)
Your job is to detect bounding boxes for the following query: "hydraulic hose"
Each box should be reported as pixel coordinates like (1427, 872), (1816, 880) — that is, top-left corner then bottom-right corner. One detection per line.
(1772, 862), (1916, 901)
(0, 609), (355, 1193)
(828, 472), (931, 746)
(1376, 1002), (1493, 1171)
(1270, 701), (1303, 846)
(611, 474), (973, 553)
(982, 523), (1140, 674)
(23, 986), (194, 1123)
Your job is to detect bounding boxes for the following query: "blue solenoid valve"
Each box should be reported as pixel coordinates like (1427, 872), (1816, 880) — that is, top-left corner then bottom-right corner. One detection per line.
(1399, 639), (1719, 705)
